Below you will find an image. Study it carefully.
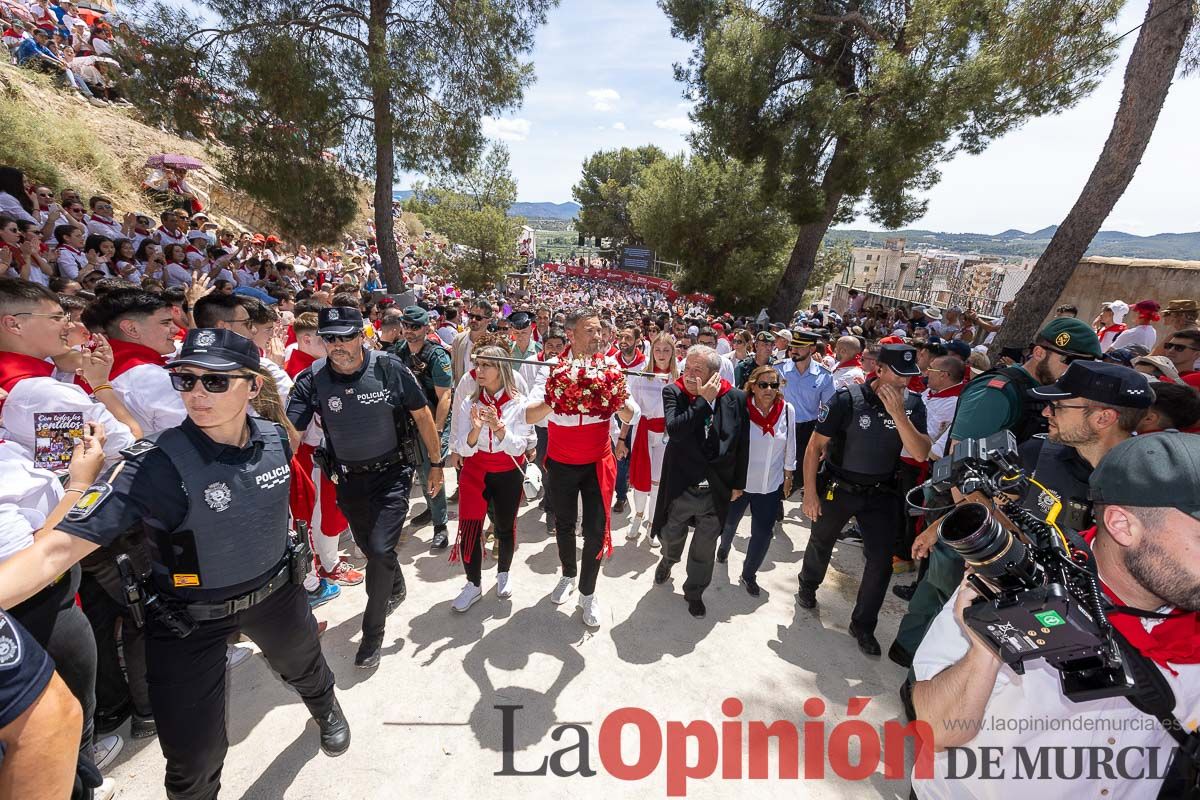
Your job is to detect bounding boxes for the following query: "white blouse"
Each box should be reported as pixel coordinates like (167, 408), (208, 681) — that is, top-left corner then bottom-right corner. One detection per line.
(627, 371), (671, 419)
(744, 400), (797, 495)
(451, 390), (532, 458)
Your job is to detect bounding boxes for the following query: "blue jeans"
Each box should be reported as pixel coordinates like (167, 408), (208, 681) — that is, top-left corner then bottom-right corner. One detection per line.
(720, 487), (783, 580)
(415, 422), (450, 528)
(614, 450), (630, 502)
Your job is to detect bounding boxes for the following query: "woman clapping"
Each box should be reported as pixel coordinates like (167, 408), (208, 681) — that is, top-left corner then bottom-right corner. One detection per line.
(447, 346), (533, 611)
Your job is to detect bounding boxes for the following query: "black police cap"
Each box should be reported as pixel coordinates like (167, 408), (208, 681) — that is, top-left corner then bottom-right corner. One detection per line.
(318, 306), (363, 336)
(508, 311), (532, 329)
(170, 328), (260, 371)
(1029, 360), (1153, 409)
(878, 344), (921, 377)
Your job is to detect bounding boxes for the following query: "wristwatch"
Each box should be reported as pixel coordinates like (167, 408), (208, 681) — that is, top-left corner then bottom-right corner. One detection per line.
(430, 460), (446, 468)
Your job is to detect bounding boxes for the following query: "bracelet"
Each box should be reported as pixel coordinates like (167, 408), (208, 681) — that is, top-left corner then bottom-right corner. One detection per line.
(63, 487), (86, 495)
(91, 383), (113, 394)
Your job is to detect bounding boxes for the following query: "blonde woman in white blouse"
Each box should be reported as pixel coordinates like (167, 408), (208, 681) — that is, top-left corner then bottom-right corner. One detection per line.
(447, 346), (533, 611)
(623, 333), (677, 546)
(717, 365), (796, 596)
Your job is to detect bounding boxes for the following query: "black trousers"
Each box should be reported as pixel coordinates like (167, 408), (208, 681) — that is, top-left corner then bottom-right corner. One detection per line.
(892, 461), (923, 560)
(798, 485), (900, 634)
(463, 469), (523, 586)
(146, 582), (335, 800)
(545, 458), (605, 596)
(660, 486), (723, 597)
(78, 571), (152, 719)
(336, 464), (413, 643)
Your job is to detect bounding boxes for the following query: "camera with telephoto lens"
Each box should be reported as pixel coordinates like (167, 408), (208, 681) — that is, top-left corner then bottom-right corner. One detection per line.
(922, 431), (1134, 703)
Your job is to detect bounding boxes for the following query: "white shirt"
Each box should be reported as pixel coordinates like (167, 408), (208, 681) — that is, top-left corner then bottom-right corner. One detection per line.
(912, 586), (1200, 800)
(437, 324), (456, 345)
(0, 192), (38, 224)
(831, 363), (866, 390)
(921, 384), (963, 460)
(112, 362), (187, 435)
(627, 371), (670, 420)
(87, 216), (123, 241)
(715, 337), (732, 355)
(163, 261), (192, 288)
(1111, 324), (1157, 352)
(155, 227), (188, 248)
(451, 390), (532, 458)
(56, 246), (88, 279)
(0, 375), (135, 466)
(259, 356), (293, 407)
(529, 353), (640, 429)
(744, 401), (796, 494)
(718, 354), (736, 385)
(0, 440), (62, 564)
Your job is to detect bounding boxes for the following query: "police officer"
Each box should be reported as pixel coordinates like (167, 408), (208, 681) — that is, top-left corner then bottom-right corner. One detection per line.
(774, 328), (836, 486)
(286, 306), (443, 668)
(890, 317), (1102, 664)
(797, 343), (931, 656)
(379, 305), (452, 549)
(0, 328), (350, 800)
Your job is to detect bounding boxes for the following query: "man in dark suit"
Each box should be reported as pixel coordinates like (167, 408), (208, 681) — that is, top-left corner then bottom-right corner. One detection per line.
(651, 345), (749, 618)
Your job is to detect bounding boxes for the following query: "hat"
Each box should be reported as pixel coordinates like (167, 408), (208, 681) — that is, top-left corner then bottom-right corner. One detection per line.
(754, 331), (774, 344)
(400, 305), (429, 326)
(1028, 361), (1153, 408)
(1132, 299), (1160, 317)
(1102, 345), (1147, 367)
(190, 211), (209, 221)
(318, 306), (363, 337)
(265, 235), (280, 245)
(878, 344), (921, 376)
(1089, 432), (1200, 520)
(1102, 300), (1130, 324)
(789, 329), (821, 347)
(945, 340), (972, 360)
(169, 328), (260, 371)
(922, 307), (943, 320)
(878, 335), (906, 345)
(1132, 355), (1182, 385)
(1036, 318), (1102, 358)
(185, 229), (208, 241)
(1164, 299), (1199, 315)
(712, 322), (725, 333)
(508, 311), (532, 329)
(232, 286), (277, 305)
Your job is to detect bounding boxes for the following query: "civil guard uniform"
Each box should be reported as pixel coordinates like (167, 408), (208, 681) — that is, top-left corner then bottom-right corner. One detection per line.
(797, 344), (927, 654)
(286, 306), (432, 667)
(58, 329), (348, 800)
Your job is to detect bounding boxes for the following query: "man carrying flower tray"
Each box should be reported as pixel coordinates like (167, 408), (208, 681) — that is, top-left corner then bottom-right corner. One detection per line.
(526, 307), (639, 629)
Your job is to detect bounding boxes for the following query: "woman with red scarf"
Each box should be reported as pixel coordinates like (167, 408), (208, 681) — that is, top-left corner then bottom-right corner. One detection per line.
(447, 346), (532, 612)
(625, 333), (677, 546)
(716, 365), (796, 596)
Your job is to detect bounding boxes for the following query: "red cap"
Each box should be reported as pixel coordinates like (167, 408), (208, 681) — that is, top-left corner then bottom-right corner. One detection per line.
(879, 335), (906, 344)
(1133, 300), (1160, 313)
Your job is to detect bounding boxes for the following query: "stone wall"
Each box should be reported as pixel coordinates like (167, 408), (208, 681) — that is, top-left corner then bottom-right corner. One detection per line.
(1052, 257), (1200, 337)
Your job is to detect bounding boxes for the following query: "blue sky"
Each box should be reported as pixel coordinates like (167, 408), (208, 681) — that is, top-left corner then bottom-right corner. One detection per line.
(402, 0), (1200, 236)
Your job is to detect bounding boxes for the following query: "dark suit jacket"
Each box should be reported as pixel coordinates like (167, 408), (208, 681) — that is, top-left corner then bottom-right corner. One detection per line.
(651, 384), (749, 534)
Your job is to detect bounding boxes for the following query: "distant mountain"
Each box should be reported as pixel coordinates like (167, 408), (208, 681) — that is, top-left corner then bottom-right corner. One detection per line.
(826, 225), (1200, 261)
(392, 190), (580, 221)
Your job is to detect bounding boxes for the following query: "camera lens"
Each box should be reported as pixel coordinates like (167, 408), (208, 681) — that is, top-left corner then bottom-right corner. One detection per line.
(940, 503), (1038, 590)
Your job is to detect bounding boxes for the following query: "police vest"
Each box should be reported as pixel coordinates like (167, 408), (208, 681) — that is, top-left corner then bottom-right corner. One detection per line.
(152, 417), (290, 592)
(827, 383), (921, 482)
(311, 349), (402, 465)
(1023, 437), (1095, 533)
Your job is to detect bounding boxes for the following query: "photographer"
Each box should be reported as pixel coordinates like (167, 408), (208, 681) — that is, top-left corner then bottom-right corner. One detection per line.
(911, 432), (1200, 799)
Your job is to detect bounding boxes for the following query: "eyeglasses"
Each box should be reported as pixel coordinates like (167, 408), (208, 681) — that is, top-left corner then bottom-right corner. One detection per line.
(1165, 342), (1199, 352)
(755, 382), (780, 390)
(926, 368), (948, 374)
(170, 373), (255, 393)
(1046, 401), (1093, 416)
(320, 333), (359, 344)
(11, 311), (68, 322)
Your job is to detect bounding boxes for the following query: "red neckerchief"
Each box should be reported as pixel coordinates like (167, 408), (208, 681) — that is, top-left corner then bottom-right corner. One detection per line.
(3, 242), (23, 265)
(1099, 324), (1127, 340)
(185, 245), (202, 255)
(478, 388), (511, 451)
(91, 215), (115, 226)
(0, 351), (60, 413)
(59, 244), (81, 255)
(747, 395), (784, 436)
(616, 349), (646, 369)
(836, 354), (863, 371)
(605, 344), (619, 358)
(284, 348), (316, 379)
(109, 338), (169, 379)
(157, 226), (181, 239)
(1081, 527), (1200, 674)
(928, 380), (966, 399)
(674, 375), (732, 401)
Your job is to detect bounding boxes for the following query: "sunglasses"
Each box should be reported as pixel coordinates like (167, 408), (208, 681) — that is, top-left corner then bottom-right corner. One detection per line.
(320, 333), (359, 343)
(170, 373), (255, 393)
(469, 313), (488, 321)
(401, 321), (425, 330)
(1165, 342), (1199, 352)
(755, 381), (780, 389)
(488, 324), (511, 333)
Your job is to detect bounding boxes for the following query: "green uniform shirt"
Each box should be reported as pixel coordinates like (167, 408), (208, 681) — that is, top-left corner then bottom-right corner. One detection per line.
(392, 339), (453, 392)
(948, 365), (1034, 442)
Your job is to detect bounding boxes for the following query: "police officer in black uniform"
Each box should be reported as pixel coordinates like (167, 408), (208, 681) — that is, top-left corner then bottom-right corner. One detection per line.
(797, 343), (932, 656)
(0, 328), (350, 800)
(286, 307), (443, 668)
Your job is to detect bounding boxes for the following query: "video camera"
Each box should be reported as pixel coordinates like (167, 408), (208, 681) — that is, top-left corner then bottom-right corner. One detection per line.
(919, 431), (1134, 703)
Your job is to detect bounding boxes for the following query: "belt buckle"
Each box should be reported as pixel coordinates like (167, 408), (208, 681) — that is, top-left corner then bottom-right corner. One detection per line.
(230, 594), (252, 614)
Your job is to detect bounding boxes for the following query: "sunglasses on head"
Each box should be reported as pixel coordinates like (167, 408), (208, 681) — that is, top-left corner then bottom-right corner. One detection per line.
(755, 381), (780, 389)
(320, 332), (359, 343)
(170, 372), (255, 393)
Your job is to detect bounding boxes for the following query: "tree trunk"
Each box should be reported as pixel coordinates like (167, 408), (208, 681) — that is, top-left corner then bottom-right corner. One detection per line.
(993, 0), (1195, 353)
(369, 0), (403, 292)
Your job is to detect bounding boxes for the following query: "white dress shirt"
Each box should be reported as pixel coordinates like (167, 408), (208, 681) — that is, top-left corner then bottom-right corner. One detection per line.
(0, 440), (62, 563)
(56, 246), (88, 279)
(1111, 324), (1157, 352)
(744, 400), (796, 494)
(0, 374), (135, 466)
(451, 389), (532, 458)
(163, 261), (192, 288)
(112, 363), (187, 436)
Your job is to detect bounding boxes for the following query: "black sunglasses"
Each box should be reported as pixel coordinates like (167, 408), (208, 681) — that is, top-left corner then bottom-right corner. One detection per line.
(320, 333), (359, 343)
(170, 372), (255, 393)
(401, 321), (424, 330)
(469, 313), (488, 321)
(488, 324), (511, 333)
(755, 381), (780, 389)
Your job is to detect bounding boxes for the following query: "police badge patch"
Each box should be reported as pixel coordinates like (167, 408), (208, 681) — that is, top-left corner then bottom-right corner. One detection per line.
(817, 404), (830, 423)
(328, 309), (340, 321)
(858, 414), (872, 429)
(0, 612), (21, 667)
(327, 396), (343, 413)
(204, 481), (233, 512)
(195, 330), (217, 348)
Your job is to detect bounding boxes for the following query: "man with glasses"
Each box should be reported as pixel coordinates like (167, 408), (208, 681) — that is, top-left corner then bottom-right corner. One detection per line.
(773, 329), (836, 486)
(379, 306), (452, 549)
(450, 300), (492, 385)
(890, 317), (1102, 667)
(1157, 328), (1200, 388)
(0, 328), (352, 799)
(287, 307), (443, 668)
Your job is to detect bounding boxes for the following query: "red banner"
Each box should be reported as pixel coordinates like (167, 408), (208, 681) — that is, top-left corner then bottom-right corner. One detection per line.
(541, 263), (675, 292)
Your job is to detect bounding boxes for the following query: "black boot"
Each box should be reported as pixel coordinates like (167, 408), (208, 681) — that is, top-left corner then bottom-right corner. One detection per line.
(355, 638), (382, 669)
(430, 526), (449, 550)
(314, 697), (351, 756)
(387, 568), (406, 613)
(848, 623), (881, 657)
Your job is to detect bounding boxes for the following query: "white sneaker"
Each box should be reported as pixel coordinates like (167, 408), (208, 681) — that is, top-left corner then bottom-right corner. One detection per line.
(452, 582), (482, 612)
(92, 733), (124, 771)
(496, 571), (512, 598)
(649, 534), (661, 549)
(579, 594), (602, 628)
(626, 515), (643, 540)
(550, 576), (576, 605)
(226, 644), (253, 670)
(94, 778), (116, 800)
